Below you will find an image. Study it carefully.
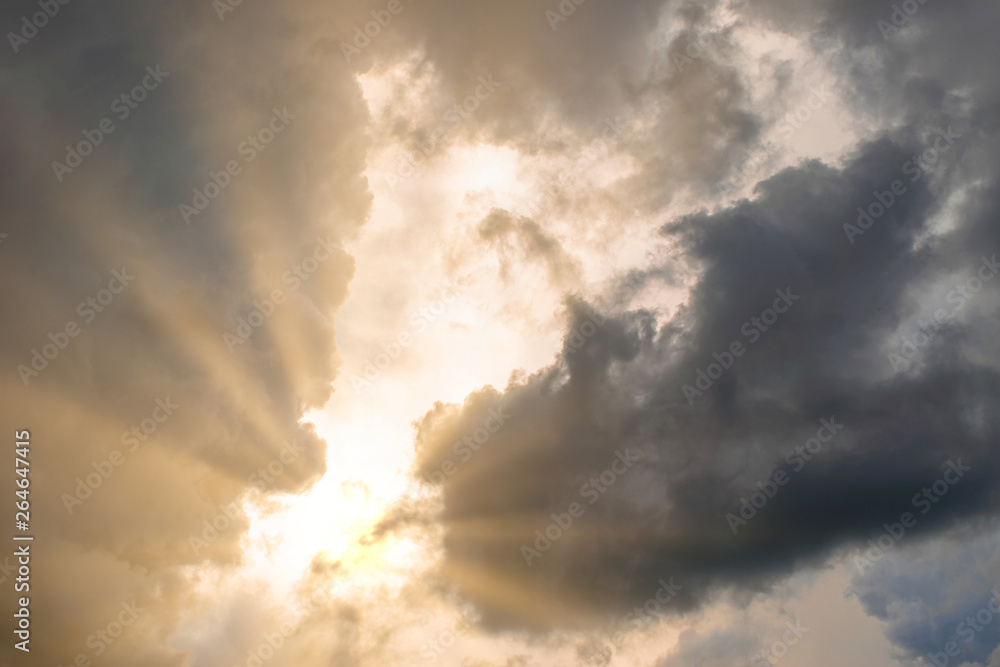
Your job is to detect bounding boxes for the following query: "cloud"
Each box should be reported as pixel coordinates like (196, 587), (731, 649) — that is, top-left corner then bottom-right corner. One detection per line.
(3, 0), (1000, 662)
(375, 0), (1000, 642)
(406, 128), (1000, 632)
(848, 523), (1000, 666)
(477, 208), (581, 287)
(0, 0), (371, 662)
(657, 627), (761, 667)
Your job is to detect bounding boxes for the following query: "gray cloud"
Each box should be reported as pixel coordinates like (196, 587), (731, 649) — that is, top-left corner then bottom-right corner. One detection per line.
(406, 125), (1000, 632)
(391, 0), (1000, 640)
(849, 523), (1000, 666)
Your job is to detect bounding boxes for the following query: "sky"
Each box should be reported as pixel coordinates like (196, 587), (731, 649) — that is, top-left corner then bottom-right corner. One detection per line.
(0, 0), (999, 665)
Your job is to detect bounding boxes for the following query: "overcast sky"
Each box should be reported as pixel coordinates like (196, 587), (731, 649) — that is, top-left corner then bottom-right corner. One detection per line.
(1, 0), (999, 665)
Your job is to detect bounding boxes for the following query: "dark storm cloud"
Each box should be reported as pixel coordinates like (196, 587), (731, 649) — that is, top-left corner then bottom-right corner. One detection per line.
(408, 120), (1000, 631)
(748, 0), (1000, 133)
(391, 0), (1000, 638)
